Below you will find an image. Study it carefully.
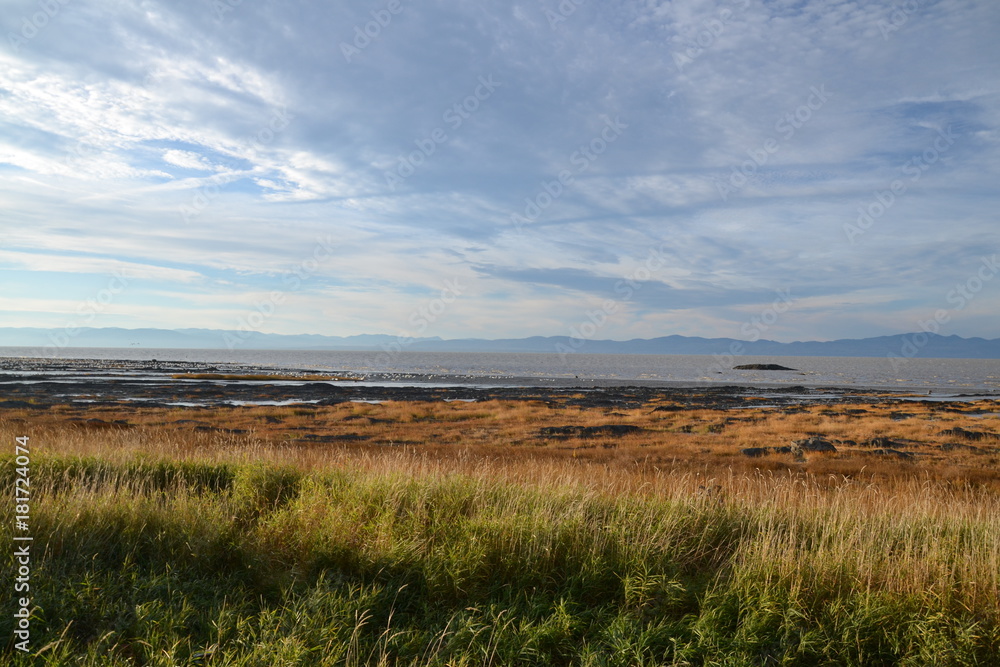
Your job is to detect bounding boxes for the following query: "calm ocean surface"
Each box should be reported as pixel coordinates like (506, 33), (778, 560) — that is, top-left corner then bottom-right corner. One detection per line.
(2, 347), (999, 395)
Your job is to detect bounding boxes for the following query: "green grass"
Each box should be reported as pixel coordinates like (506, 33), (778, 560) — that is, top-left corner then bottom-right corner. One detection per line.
(3, 454), (999, 665)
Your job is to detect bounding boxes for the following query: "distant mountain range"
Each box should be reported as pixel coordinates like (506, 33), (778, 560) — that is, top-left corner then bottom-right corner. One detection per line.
(1, 327), (999, 358)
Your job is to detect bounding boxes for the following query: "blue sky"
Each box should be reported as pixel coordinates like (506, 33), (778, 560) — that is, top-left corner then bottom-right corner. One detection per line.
(1, 0), (997, 342)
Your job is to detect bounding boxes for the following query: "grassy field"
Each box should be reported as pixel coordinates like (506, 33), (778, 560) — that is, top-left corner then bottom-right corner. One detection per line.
(3, 400), (1000, 665)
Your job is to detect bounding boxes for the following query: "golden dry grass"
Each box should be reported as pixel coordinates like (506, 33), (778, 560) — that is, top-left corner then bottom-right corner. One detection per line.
(4, 401), (1000, 618)
(5, 395), (999, 486)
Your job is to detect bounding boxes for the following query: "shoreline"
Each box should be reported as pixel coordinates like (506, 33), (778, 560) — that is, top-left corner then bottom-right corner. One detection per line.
(3, 349), (1000, 395)
(3, 356), (998, 409)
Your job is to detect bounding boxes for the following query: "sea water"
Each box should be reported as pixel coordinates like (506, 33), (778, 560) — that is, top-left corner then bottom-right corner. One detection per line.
(1, 347), (999, 394)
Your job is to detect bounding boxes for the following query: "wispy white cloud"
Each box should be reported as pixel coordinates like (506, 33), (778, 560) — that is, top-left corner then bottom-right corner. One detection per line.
(0, 250), (204, 284)
(161, 150), (216, 171)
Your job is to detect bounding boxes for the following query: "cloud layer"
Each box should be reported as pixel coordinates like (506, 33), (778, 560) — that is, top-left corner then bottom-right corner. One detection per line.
(1, 0), (998, 343)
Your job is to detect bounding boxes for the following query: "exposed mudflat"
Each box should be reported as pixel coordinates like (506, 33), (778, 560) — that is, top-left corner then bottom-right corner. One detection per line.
(0, 356), (978, 411)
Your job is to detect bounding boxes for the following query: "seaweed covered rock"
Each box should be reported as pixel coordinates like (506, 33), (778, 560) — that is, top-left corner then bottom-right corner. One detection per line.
(539, 424), (644, 438)
(740, 447), (770, 457)
(791, 437), (837, 453)
(938, 427), (999, 442)
(869, 448), (914, 460)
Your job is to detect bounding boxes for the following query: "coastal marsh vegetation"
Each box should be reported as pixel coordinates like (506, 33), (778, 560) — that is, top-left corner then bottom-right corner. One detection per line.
(2, 398), (1000, 664)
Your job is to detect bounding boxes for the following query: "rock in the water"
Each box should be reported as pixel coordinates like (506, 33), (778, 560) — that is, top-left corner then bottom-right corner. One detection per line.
(791, 436), (837, 452)
(733, 364), (797, 371)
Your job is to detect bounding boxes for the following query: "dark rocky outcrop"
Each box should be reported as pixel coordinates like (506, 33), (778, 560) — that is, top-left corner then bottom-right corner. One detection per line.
(73, 418), (131, 429)
(861, 436), (907, 448)
(740, 447), (770, 457)
(937, 427), (999, 442)
(0, 400), (39, 409)
(741, 445), (797, 457)
(939, 443), (984, 453)
(869, 448), (914, 460)
(733, 364), (797, 371)
(0, 400), (49, 410)
(539, 424), (644, 438)
(295, 434), (370, 443)
(792, 436), (837, 453)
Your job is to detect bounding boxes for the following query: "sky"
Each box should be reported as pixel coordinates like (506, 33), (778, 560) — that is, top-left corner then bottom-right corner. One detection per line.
(0, 0), (998, 344)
